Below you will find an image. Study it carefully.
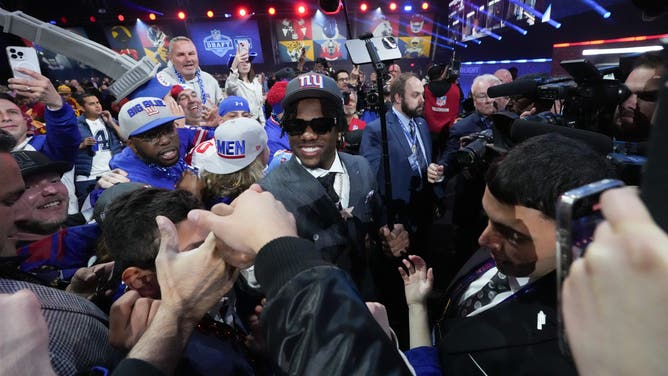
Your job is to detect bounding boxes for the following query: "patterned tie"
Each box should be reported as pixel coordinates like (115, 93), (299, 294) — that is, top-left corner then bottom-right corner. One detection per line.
(457, 271), (511, 318)
(317, 173), (340, 204)
(409, 119), (428, 173)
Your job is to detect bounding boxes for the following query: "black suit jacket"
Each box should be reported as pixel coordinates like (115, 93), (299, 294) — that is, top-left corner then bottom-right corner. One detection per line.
(260, 152), (382, 297)
(436, 248), (577, 375)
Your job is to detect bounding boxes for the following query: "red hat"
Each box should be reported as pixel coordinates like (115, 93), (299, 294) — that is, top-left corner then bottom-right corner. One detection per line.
(267, 81), (288, 115)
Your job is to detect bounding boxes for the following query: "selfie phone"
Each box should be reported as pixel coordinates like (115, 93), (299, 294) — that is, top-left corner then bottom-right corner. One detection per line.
(345, 36), (402, 65)
(6, 46), (41, 79)
(555, 178), (624, 354)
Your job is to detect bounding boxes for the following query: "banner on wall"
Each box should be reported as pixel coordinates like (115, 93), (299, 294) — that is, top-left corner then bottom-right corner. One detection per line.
(104, 23), (175, 66)
(275, 12), (348, 63)
(189, 20), (264, 66)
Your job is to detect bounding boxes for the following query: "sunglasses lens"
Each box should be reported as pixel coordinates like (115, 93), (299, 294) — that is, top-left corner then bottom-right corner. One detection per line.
(310, 118), (336, 134)
(283, 118), (336, 136)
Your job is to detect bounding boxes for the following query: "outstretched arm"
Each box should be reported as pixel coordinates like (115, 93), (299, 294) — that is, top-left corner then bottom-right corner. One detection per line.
(399, 255), (433, 349)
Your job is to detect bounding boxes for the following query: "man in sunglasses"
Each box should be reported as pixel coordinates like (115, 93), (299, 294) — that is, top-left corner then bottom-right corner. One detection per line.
(614, 52), (663, 142)
(109, 97), (193, 190)
(260, 73), (409, 302)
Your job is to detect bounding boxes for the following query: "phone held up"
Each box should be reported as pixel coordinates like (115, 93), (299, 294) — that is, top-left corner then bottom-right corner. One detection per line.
(6, 46), (41, 79)
(555, 178), (625, 354)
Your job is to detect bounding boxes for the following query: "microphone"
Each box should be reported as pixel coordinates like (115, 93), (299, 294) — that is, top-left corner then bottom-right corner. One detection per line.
(487, 79), (538, 98)
(510, 120), (613, 155)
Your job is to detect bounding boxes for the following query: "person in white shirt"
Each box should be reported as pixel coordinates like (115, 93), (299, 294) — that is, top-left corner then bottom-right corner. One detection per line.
(74, 92), (124, 204)
(225, 42), (266, 125)
(157, 36), (224, 108)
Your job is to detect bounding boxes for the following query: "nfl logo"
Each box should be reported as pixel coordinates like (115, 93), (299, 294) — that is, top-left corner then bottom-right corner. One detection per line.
(436, 96), (447, 106)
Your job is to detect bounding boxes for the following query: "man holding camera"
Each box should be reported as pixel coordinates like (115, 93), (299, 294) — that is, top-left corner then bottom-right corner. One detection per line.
(424, 63), (462, 158)
(435, 133), (615, 375)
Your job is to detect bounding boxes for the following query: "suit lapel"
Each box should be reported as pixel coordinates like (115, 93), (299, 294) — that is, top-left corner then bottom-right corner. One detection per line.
(387, 111), (413, 157)
(416, 118), (432, 162)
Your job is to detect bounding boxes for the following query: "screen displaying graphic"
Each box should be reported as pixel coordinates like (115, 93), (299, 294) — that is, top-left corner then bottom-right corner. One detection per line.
(354, 10), (434, 59)
(189, 20), (264, 66)
(275, 12), (348, 63)
(104, 23), (177, 66)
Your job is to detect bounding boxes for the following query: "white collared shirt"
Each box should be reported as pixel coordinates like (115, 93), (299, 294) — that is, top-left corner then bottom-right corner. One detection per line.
(459, 266), (531, 317)
(296, 152), (351, 209)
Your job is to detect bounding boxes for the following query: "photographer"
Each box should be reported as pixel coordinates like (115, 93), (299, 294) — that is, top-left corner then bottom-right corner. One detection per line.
(614, 52), (663, 142)
(424, 63), (462, 159)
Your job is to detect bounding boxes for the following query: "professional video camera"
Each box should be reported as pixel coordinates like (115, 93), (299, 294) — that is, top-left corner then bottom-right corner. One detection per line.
(488, 59), (631, 136)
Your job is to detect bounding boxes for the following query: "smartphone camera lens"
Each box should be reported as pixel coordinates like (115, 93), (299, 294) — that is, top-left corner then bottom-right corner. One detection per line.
(17, 51), (23, 57)
(10, 54), (17, 59)
(8, 48), (15, 53)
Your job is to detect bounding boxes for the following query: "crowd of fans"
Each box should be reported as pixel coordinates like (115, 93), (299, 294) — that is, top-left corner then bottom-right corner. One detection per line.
(0, 29), (666, 376)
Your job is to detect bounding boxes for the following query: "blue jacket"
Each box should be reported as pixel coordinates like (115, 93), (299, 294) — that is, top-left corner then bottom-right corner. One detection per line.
(75, 115), (124, 177)
(27, 104), (81, 166)
(264, 115), (290, 165)
(109, 148), (191, 190)
(360, 109), (432, 207)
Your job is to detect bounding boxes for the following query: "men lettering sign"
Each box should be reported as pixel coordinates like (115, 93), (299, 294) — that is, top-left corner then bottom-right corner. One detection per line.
(216, 139), (246, 159)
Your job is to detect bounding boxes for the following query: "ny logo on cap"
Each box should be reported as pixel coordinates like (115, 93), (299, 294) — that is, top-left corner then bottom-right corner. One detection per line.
(127, 99), (167, 118)
(298, 74), (324, 89)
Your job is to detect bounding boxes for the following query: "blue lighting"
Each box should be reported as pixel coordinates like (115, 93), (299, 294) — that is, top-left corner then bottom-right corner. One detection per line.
(580, 0), (612, 19)
(461, 58), (552, 65)
(404, 4), (412, 12)
(49, 20), (56, 24)
(507, 0), (561, 29)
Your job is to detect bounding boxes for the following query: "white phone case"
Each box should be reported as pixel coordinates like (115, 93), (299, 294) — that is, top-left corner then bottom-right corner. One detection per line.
(6, 46), (41, 79)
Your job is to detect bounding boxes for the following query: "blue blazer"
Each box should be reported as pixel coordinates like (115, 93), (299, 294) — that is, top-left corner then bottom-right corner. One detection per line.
(359, 109), (432, 207)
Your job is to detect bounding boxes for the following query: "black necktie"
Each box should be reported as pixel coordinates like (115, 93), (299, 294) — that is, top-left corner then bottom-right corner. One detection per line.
(317, 173), (340, 204)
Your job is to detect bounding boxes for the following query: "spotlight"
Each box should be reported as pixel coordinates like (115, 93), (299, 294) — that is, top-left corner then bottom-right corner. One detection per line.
(117, 14), (125, 22)
(319, 0), (342, 14)
(404, 4), (413, 12)
(206, 10), (214, 18)
(89, 16), (96, 23)
(421, 2), (429, 10)
(268, 6), (276, 15)
(297, 4), (307, 15)
(389, 2), (398, 11)
(238, 7), (248, 17)
(360, 2), (368, 12)
(177, 11), (186, 20)
(148, 13), (156, 21)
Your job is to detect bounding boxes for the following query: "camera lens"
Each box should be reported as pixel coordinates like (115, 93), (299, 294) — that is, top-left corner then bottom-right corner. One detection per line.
(10, 54), (17, 59)
(17, 51), (23, 57)
(9, 48), (15, 53)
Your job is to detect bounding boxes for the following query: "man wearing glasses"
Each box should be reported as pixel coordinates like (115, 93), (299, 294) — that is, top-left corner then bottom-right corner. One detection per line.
(260, 73), (408, 300)
(334, 69), (351, 92)
(110, 97), (192, 189)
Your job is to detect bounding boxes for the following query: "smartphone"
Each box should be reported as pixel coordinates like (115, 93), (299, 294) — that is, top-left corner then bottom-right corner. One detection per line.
(555, 178), (624, 354)
(238, 41), (249, 55)
(345, 36), (402, 65)
(6, 46), (41, 79)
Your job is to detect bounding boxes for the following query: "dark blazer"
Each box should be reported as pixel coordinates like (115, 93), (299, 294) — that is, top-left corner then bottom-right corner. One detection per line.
(360, 110), (432, 207)
(260, 152), (382, 296)
(435, 248), (577, 375)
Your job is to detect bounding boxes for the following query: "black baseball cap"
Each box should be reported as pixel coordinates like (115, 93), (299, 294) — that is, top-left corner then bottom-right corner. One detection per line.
(11, 150), (70, 179)
(282, 72), (343, 109)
